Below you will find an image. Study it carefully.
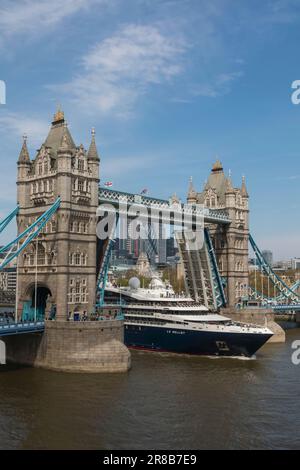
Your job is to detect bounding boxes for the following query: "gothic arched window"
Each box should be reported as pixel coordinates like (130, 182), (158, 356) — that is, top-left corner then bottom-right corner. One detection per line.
(37, 243), (46, 265)
(78, 159), (84, 172)
(75, 253), (81, 265)
(78, 179), (84, 192)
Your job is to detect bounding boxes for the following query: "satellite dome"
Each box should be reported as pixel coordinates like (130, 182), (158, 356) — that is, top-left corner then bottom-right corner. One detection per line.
(128, 277), (141, 290)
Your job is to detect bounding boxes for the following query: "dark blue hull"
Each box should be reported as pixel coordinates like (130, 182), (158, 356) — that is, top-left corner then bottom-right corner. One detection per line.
(124, 324), (272, 357)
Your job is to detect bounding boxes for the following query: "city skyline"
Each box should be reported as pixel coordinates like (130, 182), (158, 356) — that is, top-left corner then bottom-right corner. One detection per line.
(0, 0), (300, 259)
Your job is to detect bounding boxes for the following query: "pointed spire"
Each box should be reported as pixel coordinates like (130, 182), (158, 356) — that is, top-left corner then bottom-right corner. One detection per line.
(87, 127), (100, 161)
(45, 109), (75, 155)
(225, 169), (234, 193)
(188, 176), (194, 194)
(212, 158), (223, 172)
(58, 122), (70, 151)
(187, 176), (197, 203)
(52, 105), (64, 124)
(18, 134), (30, 164)
(241, 175), (248, 197)
(171, 192), (180, 204)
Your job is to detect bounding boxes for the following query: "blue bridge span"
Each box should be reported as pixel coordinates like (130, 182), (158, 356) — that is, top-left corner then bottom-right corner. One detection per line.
(0, 321), (44, 337)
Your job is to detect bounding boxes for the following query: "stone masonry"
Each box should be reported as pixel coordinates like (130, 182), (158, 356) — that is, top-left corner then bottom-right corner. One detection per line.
(187, 160), (249, 307)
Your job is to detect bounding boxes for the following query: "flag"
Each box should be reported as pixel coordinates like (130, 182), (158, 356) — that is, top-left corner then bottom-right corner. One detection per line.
(141, 188), (148, 194)
(104, 181), (113, 187)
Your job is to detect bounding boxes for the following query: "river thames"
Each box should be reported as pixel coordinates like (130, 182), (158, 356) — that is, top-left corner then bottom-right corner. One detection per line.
(0, 327), (299, 450)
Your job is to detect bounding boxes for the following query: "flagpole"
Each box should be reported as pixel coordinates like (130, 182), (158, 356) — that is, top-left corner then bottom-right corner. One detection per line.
(34, 238), (38, 322)
(15, 243), (19, 323)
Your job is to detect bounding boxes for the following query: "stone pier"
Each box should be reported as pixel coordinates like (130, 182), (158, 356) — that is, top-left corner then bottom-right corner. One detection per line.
(221, 307), (286, 343)
(4, 320), (131, 373)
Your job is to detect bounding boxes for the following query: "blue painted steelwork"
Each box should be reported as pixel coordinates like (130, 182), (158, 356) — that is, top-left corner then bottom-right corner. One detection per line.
(96, 213), (119, 307)
(276, 280), (300, 301)
(0, 321), (45, 337)
(0, 198), (60, 270)
(204, 228), (226, 308)
(249, 234), (300, 302)
(96, 238), (115, 307)
(99, 186), (231, 225)
(273, 304), (300, 312)
(21, 300), (44, 322)
(0, 206), (18, 234)
(249, 280), (300, 303)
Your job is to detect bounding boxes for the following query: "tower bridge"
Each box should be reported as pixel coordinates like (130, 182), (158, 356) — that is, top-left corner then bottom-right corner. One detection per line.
(98, 186), (231, 225)
(0, 109), (297, 371)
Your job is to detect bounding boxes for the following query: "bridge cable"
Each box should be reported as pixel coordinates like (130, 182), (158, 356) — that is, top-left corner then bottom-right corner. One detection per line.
(0, 197), (61, 270)
(249, 234), (300, 302)
(0, 206), (19, 234)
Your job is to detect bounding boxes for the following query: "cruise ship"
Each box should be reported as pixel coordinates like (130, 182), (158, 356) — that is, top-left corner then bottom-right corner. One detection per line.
(104, 277), (273, 358)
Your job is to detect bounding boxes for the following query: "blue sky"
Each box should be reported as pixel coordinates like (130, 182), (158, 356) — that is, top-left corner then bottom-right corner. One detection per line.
(0, 0), (299, 260)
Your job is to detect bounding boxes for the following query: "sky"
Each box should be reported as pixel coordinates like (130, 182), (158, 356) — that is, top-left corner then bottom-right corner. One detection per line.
(0, 0), (299, 260)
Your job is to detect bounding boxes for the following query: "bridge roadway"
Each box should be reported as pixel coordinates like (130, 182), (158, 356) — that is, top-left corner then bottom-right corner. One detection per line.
(98, 187), (231, 226)
(0, 321), (44, 337)
(272, 304), (300, 312)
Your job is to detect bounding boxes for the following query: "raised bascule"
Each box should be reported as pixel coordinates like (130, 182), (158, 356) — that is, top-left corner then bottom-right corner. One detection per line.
(0, 109), (298, 371)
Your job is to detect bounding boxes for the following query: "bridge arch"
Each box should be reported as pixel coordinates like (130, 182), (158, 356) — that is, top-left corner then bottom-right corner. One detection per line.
(21, 282), (53, 321)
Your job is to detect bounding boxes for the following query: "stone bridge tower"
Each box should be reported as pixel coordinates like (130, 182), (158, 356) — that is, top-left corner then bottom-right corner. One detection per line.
(187, 160), (249, 307)
(16, 109), (99, 321)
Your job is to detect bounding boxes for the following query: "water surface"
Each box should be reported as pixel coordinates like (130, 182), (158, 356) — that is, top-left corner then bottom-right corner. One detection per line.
(0, 328), (299, 449)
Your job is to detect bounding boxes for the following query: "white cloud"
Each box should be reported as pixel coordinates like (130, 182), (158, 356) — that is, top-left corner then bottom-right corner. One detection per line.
(0, 0), (105, 40)
(50, 23), (188, 117)
(191, 71), (243, 98)
(0, 112), (49, 146)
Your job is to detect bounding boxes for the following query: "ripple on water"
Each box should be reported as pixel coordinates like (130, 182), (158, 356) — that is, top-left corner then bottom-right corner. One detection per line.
(0, 328), (299, 449)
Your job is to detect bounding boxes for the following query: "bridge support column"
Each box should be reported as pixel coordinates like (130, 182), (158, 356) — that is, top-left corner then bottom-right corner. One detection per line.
(3, 320), (131, 373)
(55, 273), (69, 321)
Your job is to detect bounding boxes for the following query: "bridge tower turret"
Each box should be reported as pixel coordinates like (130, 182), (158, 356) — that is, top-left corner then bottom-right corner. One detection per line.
(16, 108), (100, 321)
(187, 160), (249, 307)
(17, 134), (32, 208)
